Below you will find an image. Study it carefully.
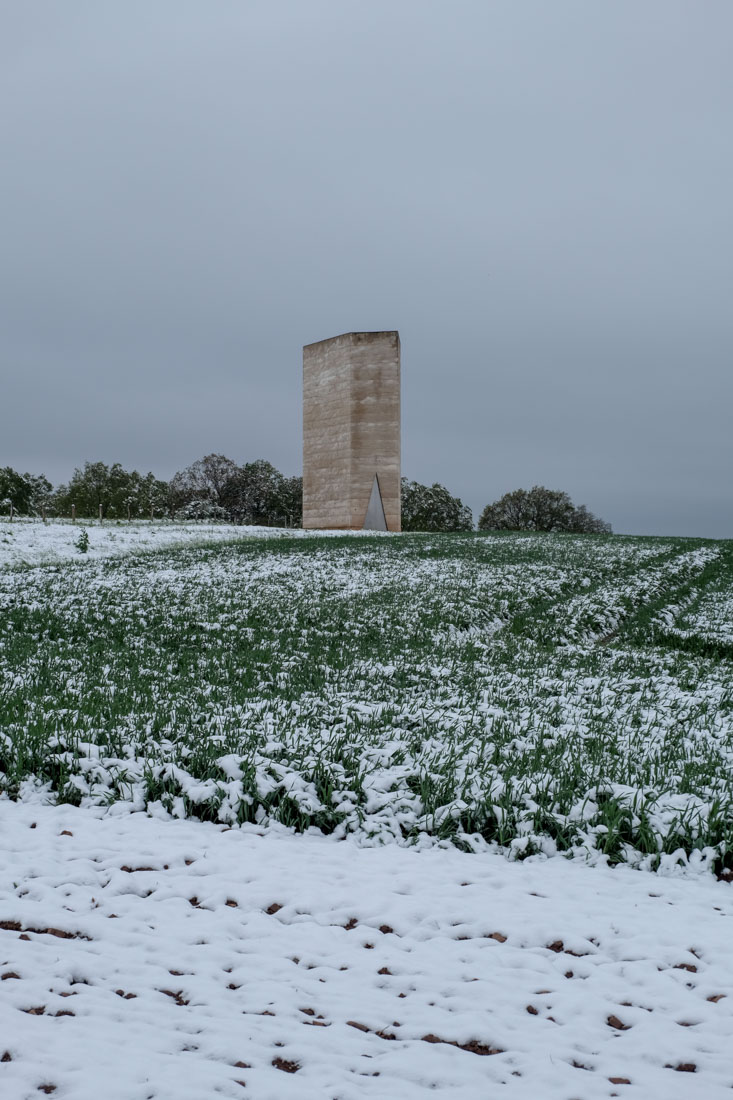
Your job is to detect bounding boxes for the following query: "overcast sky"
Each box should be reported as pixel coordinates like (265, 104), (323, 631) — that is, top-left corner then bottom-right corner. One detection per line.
(2, 1), (731, 536)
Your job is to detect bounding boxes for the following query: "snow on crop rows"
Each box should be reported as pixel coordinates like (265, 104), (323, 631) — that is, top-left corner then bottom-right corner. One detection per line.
(1, 527), (731, 869)
(654, 581), (733, 649)
(0, 518), (387, 569)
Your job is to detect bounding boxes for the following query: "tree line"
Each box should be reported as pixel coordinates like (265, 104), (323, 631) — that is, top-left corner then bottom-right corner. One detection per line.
(401, 481), (610, 533)
(1, 460), (611, 533)
(0, 457), (302, 526)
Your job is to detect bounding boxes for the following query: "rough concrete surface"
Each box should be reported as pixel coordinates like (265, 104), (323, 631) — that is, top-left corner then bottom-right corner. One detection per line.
(303, 331), (401, 530)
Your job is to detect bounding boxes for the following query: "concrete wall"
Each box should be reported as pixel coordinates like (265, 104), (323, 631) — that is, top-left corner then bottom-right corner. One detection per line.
(303, 331), (401, 531)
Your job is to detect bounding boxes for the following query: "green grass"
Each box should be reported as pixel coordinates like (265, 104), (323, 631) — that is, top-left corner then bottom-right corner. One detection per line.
(1, 530), (732, 872)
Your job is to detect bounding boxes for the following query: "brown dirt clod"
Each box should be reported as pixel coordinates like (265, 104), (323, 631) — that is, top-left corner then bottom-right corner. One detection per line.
(421, 1034), (502, 1056)
(272, 1057), (300, 1074)
(1, 922), (89, 942)
(160, 989), (189, 1006)
(607, 1015), (630, 1031)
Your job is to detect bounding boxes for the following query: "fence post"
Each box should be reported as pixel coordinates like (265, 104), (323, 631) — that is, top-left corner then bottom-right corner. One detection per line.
(9, 503), (13, 523)
(72, 504), (76, 523)
(99, 504), (103, 523)
(127, 502), (131, 522)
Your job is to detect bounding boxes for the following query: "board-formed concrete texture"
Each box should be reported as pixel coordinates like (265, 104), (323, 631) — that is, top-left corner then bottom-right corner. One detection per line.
(303, 331), (401, 530)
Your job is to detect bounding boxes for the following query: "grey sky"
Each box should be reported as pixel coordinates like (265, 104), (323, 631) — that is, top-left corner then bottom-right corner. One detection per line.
(2, 1), (731, 536)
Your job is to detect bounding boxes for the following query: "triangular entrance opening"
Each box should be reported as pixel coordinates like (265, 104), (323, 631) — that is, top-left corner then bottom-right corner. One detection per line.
(363, 474), (387, 531)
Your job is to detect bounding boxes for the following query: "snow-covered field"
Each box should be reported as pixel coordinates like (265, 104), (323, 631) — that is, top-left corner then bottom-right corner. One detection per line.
(1, 524), (732, 1096)
(0, 519), (382, 569)
(3, 527), (731, 867)
(2, 798), (732, 1099)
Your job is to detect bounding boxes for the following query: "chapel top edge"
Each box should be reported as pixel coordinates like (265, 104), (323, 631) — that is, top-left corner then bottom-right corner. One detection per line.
(303, 331), (400, 352)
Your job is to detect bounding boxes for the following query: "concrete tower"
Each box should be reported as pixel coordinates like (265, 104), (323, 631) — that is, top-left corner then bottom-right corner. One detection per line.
(302, 331), (401, 531)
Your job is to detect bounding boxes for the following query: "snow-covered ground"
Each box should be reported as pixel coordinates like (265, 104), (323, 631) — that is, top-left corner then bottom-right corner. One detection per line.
(3, 525), (732, 1096)
(1, 798), (731, 1100)
(0, 520), (387, 569)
